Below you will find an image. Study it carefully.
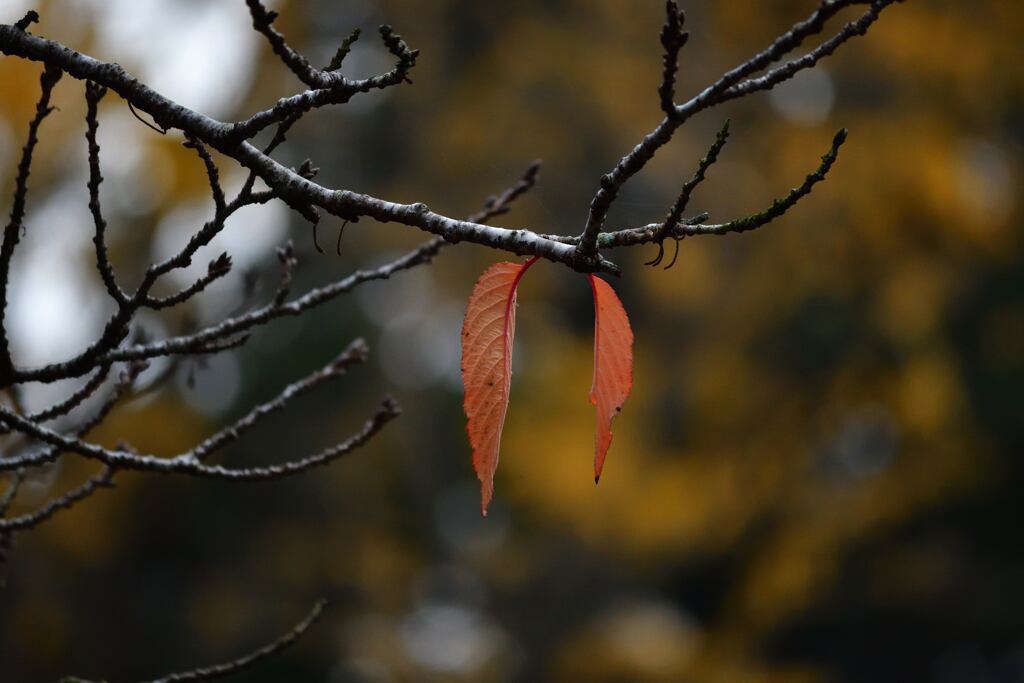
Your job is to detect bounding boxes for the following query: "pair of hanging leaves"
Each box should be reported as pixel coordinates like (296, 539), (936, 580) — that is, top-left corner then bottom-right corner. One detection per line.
(461, 257), (634, 515)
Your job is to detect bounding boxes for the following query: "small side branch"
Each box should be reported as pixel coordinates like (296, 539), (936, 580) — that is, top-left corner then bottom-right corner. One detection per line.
(0, 467), (113, 532)
(467, 159), (542, 224)
(188, 338), (369, 462)
(590, 128), (849, 248)
(326, 29), (362, 73)
(61, 599), (327, 683)
(694, 0), (864, 102)
(705, 127), (847, 235)
(99, 244), (447, 369)
(717, 1), (897, 104)
(236, 0), (418, 140)
(13, 11), (39, 32)
(0, 470), (25, 516)
(146, 253), (232, 310)
(647, 119), (730, 268)
(85, 80), (129, 306)
(0, 64), (62, 380)
(245, 0), (413, 96)
(245, 0), (340, 88)
(182, 136), (226, 216)
(0, 396), (401, 481)
(576, 0), (900, 261)
(0, 364), (111, 433)
(0, 361), (142, 472)
(150, 599), (327, 682)
(658, 1), (688, 117)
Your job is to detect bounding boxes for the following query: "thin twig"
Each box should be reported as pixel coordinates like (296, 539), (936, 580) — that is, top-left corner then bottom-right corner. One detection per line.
(0, 467), (113, 532)
(146, 253), (232, 310)
(707, 128), (848, 235)
(86, 80), (129, 305)
(657, 1), (688, 117)
(0, 364), (111, 433)
(575, 0), (900, 258)
(0, 469), (25, 516)
(0, 64), (62, 380)
(183, 136), (226, 216)
(146, 600), (327, 683)
(0, 397), (400, 481)
(585, 129), (849, 249)
(60, 600), (327, 683)
(0, 361), (143, 472)
(189, 338), (368, 462)
(646, 119), (730, 267)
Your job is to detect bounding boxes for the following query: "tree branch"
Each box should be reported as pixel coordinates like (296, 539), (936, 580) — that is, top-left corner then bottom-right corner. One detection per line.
(0, 466), (113, 532)
(0, 396), (400, 481)
(657, 1), (689, 117)
(575, 0), (901, 258)
(61, 599), (327, 683)
(646, 119), (731, 268)
(188, 338), (368, 462)
(0, 63), (62, 380)
(0, 23), (616, 275)
(589, 128), (849, 248)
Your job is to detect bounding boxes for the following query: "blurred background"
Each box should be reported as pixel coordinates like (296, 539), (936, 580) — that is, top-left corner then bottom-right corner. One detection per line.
(0, 0), (1021, 681)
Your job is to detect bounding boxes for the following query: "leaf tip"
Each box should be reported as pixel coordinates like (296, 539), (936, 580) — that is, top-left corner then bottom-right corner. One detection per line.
(479, 482), (493, 517)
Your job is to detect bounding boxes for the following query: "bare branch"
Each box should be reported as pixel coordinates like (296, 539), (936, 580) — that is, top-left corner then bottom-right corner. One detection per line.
(0, 466), (113, 532)
(0, 396), (400, 481)
(189, 338), (368, 462)
(0, 24), (614, 275)
(699, 127), (848, 236)
(0, 361), (143, 472)
(13, 10), (38, 32)
(0, 63), (62, 380)
(59, 600), (326, 683)
(1, 237), (421, 384)
(182, 136), (226, 216)
(85, 80), (129, 306)
(575, 0), (901, 259)
(244, 0), (418, 95)
(106, 160), (544, 376)
(692, 0), (868, 104)
(145, 252), (232, 310)
(150, 600), (326, 683)
(6, 146), (281, 387)
(1, 364), (111, 432)
(467, 159), (542, 224)
(245, 0), (342, 89)
(646, 119), (730, 267)
(103, 242), (446, 369)
(0, 3), (896, 275)
(240, 0), (418, 138)
(589, 128), (849, 249)
(716, 2), (897, 104)
(0, 469), (25, 516)
(326, 28), (362, 72)
(658, 1), (688, 117)
(13, 163), (534, 384)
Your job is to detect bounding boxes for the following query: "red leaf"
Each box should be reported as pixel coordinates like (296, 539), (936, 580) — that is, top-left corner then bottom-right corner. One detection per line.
(589, 274), (634, 483)
(461, 257), (537, 515)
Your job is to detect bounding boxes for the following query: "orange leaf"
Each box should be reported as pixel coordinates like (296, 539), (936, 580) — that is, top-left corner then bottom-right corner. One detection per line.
(589, 274), (634, 483)
(461, 257), (537, 515)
